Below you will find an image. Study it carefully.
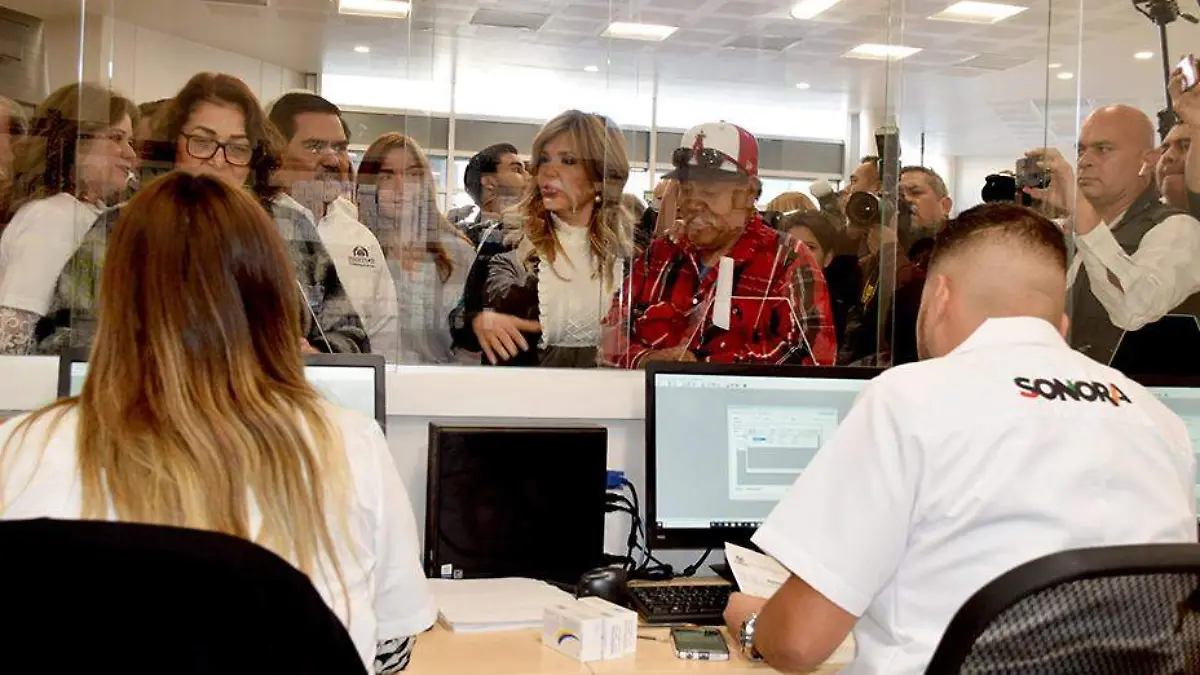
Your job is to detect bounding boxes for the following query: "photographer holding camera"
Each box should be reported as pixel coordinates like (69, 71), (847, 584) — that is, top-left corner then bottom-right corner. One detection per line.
(1028, 103), (1200, 366)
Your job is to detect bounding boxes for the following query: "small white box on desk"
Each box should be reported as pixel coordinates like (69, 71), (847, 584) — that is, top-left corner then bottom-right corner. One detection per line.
(578, 597), (637, 658)
(542, 597), (637, 662)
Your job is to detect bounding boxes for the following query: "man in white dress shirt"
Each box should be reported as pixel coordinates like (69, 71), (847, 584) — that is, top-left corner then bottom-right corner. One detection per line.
(268, 92), (401, 357)
(722, 202), (1197, 675)
(1027, 105), (1200, 366)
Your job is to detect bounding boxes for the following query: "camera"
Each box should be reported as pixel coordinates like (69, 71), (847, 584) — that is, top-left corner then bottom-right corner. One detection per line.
(981, 155), (1049, 206)
(845, 191), (913, 231)
(981, 173), (1027, 206)
(1015, 156), (1051, 190)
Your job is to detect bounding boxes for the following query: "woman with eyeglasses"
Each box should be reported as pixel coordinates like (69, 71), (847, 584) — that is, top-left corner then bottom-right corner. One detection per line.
(452, 110), (634, 367)
(0, 83), (137, 354)
(32, 72), (368, 355)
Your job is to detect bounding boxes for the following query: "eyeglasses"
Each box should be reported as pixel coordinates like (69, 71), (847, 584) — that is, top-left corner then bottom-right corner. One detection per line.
(672, 146), (737, 172)
(181, 134), (254, 167)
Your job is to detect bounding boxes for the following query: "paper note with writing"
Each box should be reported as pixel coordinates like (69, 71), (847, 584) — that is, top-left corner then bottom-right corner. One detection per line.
(712, 256), (734, 329)
(724, 542), (790, 599)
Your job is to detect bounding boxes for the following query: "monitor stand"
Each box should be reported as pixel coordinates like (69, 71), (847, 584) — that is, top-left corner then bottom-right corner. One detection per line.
(709, 562), (735, 586)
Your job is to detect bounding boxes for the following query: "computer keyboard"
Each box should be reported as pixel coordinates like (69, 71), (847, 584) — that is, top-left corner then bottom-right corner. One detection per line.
(627, 582), (733, 625)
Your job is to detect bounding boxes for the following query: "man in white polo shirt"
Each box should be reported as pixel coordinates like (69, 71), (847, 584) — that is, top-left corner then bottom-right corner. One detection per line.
(268, 92), (400, 357)
(723, 202), (1197, 674)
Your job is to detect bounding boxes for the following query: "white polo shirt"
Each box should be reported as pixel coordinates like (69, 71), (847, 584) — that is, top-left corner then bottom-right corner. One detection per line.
(0, 402), (436, 670)
(279, 194), (400, 357)
(752, 317), (1197, 675)
(0, 193), (102, 316)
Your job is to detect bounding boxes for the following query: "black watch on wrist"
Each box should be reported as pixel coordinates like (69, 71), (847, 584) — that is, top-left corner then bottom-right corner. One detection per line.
(739, 613), (763, 662)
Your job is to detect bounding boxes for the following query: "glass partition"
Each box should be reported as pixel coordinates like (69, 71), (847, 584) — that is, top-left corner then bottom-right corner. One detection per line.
(5, 0), (1187, 377)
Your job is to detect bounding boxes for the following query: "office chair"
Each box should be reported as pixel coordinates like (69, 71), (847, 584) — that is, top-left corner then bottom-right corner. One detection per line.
(0, 518), (365, 674)
(925, 544), (1200, 675)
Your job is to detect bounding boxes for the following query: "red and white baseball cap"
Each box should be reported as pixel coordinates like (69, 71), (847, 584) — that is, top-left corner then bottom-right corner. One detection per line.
(665, 121), (759, 182)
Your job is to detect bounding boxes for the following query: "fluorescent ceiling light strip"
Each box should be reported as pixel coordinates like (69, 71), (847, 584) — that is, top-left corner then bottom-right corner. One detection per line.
(602, 21), (678, 41)
(790, 0), (843, 20)
(338, 0), (411, 19)
(844, 43), (922, 61)
(930, 1), (1027, 24)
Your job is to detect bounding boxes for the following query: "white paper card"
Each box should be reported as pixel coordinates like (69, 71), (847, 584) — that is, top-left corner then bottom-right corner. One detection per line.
(724, 542), (789, 599)
(713, 256), (734, 330)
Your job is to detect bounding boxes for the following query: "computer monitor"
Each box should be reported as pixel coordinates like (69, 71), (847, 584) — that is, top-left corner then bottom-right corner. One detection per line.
(1134, 374), (1200, 512)
(425, 425), (608, 585)
(646, 363), (880, 550)
(57, 350), (387, 431)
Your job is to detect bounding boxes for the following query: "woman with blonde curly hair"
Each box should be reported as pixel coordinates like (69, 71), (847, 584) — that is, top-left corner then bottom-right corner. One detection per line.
(453, 110), (633, 367)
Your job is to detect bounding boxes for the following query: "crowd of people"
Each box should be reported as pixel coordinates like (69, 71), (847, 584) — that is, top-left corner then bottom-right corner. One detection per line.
(0, 69), (980, 369)
(6, 66), (1194, 373)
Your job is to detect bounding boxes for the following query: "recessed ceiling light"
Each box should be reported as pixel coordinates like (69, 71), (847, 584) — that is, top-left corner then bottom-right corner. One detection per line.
(930, 1), (1028, 24)
(795, 82), (811, 89)
(337, 0), (411, 19)
(1048, 62), (1062, 69)
(353, 45), (371, 54)
(1134, 51), (1155, 60)
(602, 21), (678, 41)
(583, 65), (599, 73)
(790, 0), (843, 20)
(844, 43), (923, 61)
(1057, 71), (1075, 80)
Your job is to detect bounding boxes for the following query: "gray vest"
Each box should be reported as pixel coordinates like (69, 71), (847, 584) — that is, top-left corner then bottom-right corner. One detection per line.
(1069, 185), (1196, 364)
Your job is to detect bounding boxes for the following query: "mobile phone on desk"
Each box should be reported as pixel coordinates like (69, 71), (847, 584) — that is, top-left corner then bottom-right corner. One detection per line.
(671, 627), (730, 661)
(1179, 55), (1198, 92)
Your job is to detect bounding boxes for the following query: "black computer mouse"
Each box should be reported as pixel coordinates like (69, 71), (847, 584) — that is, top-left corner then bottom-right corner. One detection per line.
(576, 566), (628, 605)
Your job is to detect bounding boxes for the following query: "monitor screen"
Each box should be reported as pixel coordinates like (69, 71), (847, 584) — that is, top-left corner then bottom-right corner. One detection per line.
(647, 365), (878, 549)
(1144, 385), (1200, 511)
(61, 354), (386, 431)
(425, 425), (608, 585)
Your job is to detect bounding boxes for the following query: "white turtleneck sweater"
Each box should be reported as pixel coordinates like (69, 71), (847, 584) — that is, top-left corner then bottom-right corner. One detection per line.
(537, 216), (620, 348)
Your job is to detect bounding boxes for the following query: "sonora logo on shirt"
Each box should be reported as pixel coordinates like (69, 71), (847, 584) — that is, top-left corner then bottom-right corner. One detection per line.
(1014, 377), (1132, 407)
(349, 245), (375, 269)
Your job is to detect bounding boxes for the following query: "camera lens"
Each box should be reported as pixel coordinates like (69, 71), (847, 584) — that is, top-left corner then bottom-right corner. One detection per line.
(846, 192), (881, 228)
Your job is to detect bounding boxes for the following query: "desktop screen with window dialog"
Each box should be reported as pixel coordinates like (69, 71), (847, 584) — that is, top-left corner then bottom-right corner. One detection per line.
(646, 364), (880, 550)
(58, 352), (387, 432)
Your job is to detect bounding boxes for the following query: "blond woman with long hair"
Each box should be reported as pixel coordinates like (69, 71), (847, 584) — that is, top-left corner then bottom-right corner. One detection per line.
(0, 172), (435, 673)
(454, 110), (633, 367)
(355, 133), (475, 364)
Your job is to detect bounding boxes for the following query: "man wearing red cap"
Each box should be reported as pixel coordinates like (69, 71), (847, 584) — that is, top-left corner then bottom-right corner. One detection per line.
(602, 122), (837, 367)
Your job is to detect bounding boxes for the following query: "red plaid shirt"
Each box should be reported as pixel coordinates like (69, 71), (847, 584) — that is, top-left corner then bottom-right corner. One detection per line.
(602, 215), (837, 367)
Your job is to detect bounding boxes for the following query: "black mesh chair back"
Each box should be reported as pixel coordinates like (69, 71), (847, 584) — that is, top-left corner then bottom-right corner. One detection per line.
(925, 544), (1200, 675)
(0, 518), (365, 674)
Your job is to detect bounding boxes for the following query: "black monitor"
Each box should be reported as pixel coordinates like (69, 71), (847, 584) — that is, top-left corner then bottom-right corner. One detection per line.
(425, 425), (608, 586)
(1112, 315), (1200, 377)
(1131, 373), (1200, 514)
(57, 350), (387, 431)
(646, 363), (880, 550)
